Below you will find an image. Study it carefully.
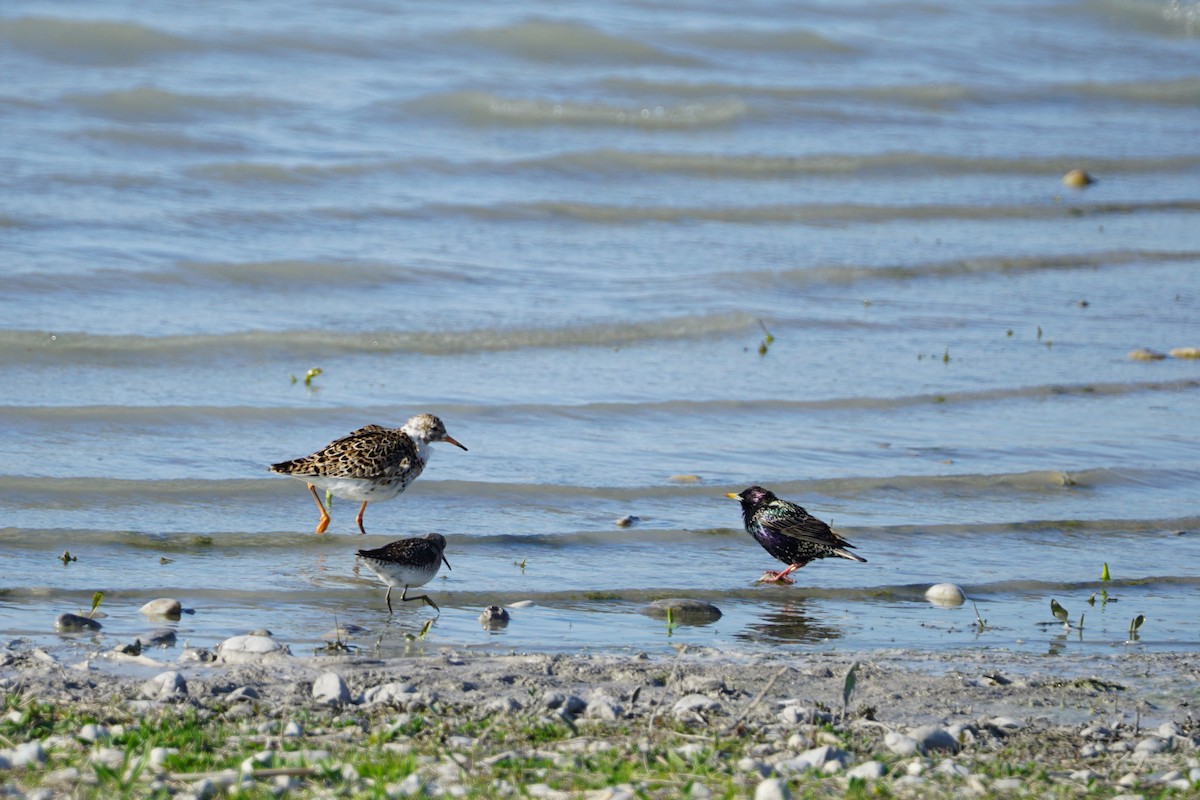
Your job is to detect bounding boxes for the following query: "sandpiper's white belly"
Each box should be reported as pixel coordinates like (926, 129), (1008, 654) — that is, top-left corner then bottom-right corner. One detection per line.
(304, 474), (413, 502)
(358, 556), (440, 589)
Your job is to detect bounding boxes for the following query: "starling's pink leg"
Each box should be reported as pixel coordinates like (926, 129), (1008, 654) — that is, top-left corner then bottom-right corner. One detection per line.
(758, 563), (802, 584)
(355, 501), (369, 535)
(307, 483), (331, 534)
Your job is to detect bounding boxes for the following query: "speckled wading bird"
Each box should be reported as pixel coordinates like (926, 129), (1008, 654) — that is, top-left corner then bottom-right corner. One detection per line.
(356, 532), (450, 614)
(726, 486), (866, 584)
(269, 413), (467, 534)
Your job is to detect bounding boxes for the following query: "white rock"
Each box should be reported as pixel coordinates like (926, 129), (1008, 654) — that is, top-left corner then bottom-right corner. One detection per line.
(388, 773), (424, 796)
(1116, 772), (1139, 787)
(11, 741), (47, 767)
(586, 698), (622, 720)
(884, 731), (919, 756)
(1136, 736), (1168, 754)
(141, 671), (188, 700)
(846, 760), (886, 780)
(892, 775), (925, 789)
(312, 672), (351, 706)
(90, 747), (126, 769)
(79, 723), (109, 743)
(1158, 721), (1180, 739)
(149, 747), (178, 768)
(738, 757), (768, 776)
(754, 777), (790, 800)
(216, 633), (290, 663)
(673, 694), (722, 718)
(992, 777), (1022, 792)
(773, 756), (813, 775)
(1080, 743), (1106, 757)
(283, 721), (304, 737)
(361, 682), (417, 707)
(924, 583), (966, 607)
(799, 745), (848, 769)
(935, 759), (969, 777)
(483, 696), (523, 714)
(139, 598), (183, 619)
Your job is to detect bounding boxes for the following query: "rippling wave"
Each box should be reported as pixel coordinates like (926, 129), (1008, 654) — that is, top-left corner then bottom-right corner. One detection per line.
(0, 16), (196, 65)
(405, 90), (745, 128)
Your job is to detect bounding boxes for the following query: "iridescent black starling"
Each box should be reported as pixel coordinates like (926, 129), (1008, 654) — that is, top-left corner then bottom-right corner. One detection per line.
(726, 486), (866, 583)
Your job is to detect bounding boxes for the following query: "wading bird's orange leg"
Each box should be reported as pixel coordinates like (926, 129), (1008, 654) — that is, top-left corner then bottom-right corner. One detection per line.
(355, 501), (368, 535)
(307, 483), (331, 534)
(758, 563), (802, 584)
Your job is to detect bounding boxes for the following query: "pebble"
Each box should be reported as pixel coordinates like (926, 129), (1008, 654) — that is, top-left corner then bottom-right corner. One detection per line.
(1135, 736), (1168, 754)
(639, 598), (722, 623)
(79, 723), (110, 743)
(139, 598), (183, 619)
(846, 760), (886, 780)
(389, 773), (424, 797)
(508, 600), (536, 608)
(216, 633), (291, 663)
(910, 724), (960, 754)
(10, 741), (47, 767)
(1169, 347), (1200, 359)
(141, 670), (188, 700)
(484, 696), (523, 714)
(585, 697), (623, 720)
(479, 605), (510, 629)
(892, 775), (926, 789)
(361, 682), (418, 708)
(283, 721), (304, 737)
(55, 613), (101, 632)
(1080, 743), (1107, 757)
(1062, 168), (1095, 187)
(987, 716), (1024, 731)
(672, 694), (722, 718)
(140, 628), (177, 648)
(738, 757), (769, 776)
(799, 745), (849, 770)
(1128, 347), (1167, 360)
(149, 747), (178, 767)
(992, 777), (1023, 792)
(228, 686), (260, 702)
(312, 672), (351, 706)
(614, 515), (639, 528)
(935, 759), (970, 777)
(924, 583), (966, 607)
(754, 777), (790, 800)
(884, 731), (920, 756)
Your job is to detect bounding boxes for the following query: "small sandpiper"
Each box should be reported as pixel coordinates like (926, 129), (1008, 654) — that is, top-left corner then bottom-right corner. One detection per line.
(356, 532), (451, 614)
(269, 413), (467, 534)
(726, 486), (866, 584)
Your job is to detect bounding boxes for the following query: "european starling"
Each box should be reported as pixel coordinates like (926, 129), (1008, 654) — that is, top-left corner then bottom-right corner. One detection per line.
(726, 486), (866, 584)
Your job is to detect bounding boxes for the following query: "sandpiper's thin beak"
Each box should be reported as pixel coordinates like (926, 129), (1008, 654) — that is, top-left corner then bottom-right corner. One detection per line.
(442, 554), (452, 571)
(442, 435), (468, 452)
(724, 492), (741, 500)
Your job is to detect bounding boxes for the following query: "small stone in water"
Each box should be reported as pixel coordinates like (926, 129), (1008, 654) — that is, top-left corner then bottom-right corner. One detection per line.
(1128, 347), (1166, 361)
(55, 613), (101, 632)
(139, 598), (183, 619)
(924, 583), (966, 607)
(615, 515), (639, 528)
(1169, 346), (1200, 359)
(1062, 168), (1094, 187)
(640, 598), (722, 623)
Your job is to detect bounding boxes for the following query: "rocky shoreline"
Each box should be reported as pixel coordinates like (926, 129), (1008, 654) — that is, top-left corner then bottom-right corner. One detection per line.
(3, 635), (1200, 798)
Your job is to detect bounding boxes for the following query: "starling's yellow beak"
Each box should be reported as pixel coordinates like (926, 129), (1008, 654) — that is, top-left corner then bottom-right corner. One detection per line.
(724, 492), (741, 500)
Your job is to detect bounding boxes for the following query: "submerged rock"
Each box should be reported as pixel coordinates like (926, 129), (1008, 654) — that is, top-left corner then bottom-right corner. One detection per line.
(55, 613), (101, 633)
(640, 598), (722, 624)
(1128, 347), (1166, 361)
(1062, 168), (1095, 188)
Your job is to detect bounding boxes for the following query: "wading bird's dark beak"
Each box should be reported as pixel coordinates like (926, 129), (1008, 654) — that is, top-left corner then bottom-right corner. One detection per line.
(442, 554), (452, 571)
(443, 435), (468, 452)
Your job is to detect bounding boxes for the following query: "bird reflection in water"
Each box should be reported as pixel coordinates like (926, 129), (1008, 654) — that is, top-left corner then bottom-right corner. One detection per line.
(737, 601), (844, 645)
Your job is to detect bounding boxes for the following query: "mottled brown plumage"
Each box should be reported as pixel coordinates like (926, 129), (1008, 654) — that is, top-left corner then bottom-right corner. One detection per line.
(270, 414), (466, 534)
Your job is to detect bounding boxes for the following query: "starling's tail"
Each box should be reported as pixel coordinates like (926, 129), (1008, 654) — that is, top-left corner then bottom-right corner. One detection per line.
(833, 548), (867, 563)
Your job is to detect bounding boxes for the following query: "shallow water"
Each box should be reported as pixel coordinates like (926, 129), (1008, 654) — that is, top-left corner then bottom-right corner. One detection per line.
(2, 0), (1199, 662)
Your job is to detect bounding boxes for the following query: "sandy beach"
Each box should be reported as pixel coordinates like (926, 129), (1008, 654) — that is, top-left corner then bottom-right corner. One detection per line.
(3, 635), (1199, 798)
